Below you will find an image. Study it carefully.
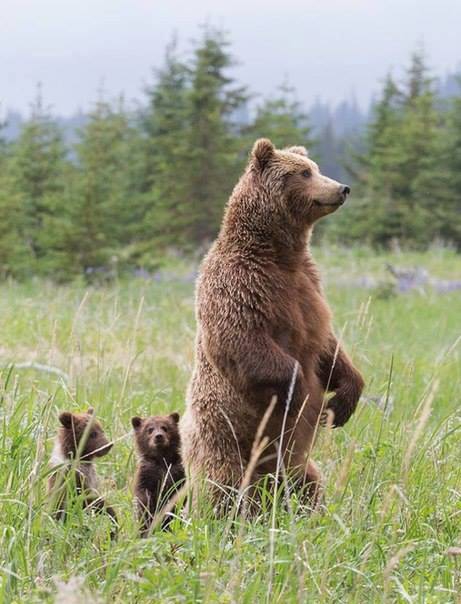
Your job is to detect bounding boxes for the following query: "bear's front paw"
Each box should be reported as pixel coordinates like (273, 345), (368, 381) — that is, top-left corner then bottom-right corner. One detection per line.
(324, 396), (354, 428)
(319, 409), (334, 428)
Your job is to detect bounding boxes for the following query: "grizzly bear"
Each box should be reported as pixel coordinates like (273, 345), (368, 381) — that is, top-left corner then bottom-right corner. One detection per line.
(48, 407), (118, 534)
(180, 138), (364, 511)
(131, 413), (185, 536)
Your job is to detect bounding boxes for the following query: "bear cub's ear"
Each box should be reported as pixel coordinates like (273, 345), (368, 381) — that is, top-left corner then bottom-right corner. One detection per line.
(169, 412), (180, 424)
(286, 145), (309, 157)
(251, 138), (275, 170)
(59, 411), (74, 429)
(131, 416), (143, 430)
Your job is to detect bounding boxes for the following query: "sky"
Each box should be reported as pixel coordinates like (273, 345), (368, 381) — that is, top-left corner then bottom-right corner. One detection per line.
(1, 0), (461, 117)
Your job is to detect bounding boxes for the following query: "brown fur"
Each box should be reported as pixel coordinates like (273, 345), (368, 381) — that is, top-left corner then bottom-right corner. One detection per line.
(47, 408), (118, 535)
(131, 413), (185, 536)
(180, 138), (364, 510)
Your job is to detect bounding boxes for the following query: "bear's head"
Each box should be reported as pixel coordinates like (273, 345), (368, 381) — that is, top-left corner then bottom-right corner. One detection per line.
(249, 138), (350, 225)
(58, 407), (112, 460)
(131, 413), (180, 460)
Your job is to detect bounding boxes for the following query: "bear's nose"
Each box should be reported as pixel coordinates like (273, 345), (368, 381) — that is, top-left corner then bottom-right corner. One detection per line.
(341, 185), (351, 196)
(154, 433), (164, 443)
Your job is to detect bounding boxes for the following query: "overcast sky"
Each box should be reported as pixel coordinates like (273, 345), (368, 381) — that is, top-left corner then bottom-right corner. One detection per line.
(1, 0), (460, 117)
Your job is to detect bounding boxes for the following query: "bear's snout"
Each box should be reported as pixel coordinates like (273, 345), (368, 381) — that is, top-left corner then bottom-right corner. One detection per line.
(95, 441), (112, 456)
(154, 432), (165, 444)
(339, 184), (351, 203)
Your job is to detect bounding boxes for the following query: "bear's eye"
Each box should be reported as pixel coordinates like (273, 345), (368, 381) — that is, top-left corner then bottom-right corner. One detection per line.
(161, 426), (168, 432)
(148, 427), (154, 434)
(301, 169), (311, 178)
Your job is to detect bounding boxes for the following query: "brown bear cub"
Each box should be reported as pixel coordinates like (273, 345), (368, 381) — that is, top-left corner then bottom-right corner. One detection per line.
(131, 413), (185, 536)
(48, 407), (118, 535)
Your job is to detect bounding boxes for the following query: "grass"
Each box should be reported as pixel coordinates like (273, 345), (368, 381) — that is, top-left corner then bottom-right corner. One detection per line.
(0, 247), (460, 603)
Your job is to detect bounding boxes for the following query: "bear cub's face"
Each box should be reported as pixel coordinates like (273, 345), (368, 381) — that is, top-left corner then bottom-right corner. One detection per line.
(131, 413), (180, 459)
(252, 138), (351, 224)
(58, 407), (112, 460)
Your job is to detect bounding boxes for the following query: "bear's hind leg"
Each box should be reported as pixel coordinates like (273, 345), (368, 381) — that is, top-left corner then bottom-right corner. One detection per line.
(297, 458), (324, 512)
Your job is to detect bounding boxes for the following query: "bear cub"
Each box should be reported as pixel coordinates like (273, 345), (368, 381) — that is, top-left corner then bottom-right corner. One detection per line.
(131, 412), (185, 536)
(48, 407), (118, 535)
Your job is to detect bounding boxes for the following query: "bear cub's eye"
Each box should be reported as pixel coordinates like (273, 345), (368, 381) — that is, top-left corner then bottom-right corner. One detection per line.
(301, 169), (311, 178)
(148, 427), (154, 434)
(161, 426), (167, 432)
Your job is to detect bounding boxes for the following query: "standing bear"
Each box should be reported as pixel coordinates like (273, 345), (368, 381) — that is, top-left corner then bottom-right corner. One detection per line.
(180, 139), (364, 510)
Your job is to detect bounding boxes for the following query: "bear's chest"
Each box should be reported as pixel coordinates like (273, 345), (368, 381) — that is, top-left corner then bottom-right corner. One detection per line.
(76, 463), (98, 492)
(272, 271), (331, 357)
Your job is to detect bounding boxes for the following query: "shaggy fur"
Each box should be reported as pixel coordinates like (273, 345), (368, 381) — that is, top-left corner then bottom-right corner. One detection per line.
(131, 413), (185, 536)
(47, 408), (118, 534)
(180, 138), (364, 510)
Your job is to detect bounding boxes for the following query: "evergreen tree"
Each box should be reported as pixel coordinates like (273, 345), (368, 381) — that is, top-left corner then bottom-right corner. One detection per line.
(0, 119), (25, 277)
(0, 167), (32, 279)
(140, 38), (192, 255)
(142, 28), (248, 251)
(390, 51), (439, 244)
(331, 52), (442, 247)
(186, 26), (249, 245)
(441, 88), (461, 246)
(325, 73), (402, 245)
(315, 118), (341, 180)
(405, 49), (433, 102)
(44, 96), (145, 280)
(248, 82), (313, 150)
(7, 89), (68, 272)
(414, 83), (461, 247)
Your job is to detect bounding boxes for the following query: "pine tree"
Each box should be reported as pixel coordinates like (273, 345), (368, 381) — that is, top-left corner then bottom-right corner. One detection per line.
(186, 26), (249, 245)
(326, 73), (403, 245)
(142, 28), (248, 251)
(396, 51), (440, 244)
(0, 120), (21, 277)
(248, 82), (313, 150)
(364, 74), (403, 196)
(140, 38), (192, 255)
(415, 83), (461, 247)
(331, 51), (442, 247)
(441, 88), (461, 246)
(405, 49), (433, 103)
(315, 118), (341, 180)
(7, 88), (68, 272)
(44, 96), (145, 280)
(0, 166), (32, 279)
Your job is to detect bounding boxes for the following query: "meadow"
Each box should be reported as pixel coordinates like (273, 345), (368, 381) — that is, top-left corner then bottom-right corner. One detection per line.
(1, 246), (460, 603)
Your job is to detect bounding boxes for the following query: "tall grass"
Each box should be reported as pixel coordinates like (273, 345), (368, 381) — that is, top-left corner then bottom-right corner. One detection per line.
(0, 248), (460, 602)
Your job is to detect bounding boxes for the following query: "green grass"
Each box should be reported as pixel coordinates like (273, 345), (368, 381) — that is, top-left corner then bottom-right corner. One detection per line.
(1, 247), (460, 603)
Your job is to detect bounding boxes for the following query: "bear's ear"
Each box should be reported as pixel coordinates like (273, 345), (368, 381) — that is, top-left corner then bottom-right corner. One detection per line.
(59, 412), (74, 429)
(86, 406), (94, 415)
(286, 145), (309, 157)
(169, 412), (180, 424)
(251, 138), (275, 170)
(131, 416), (143, 430)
